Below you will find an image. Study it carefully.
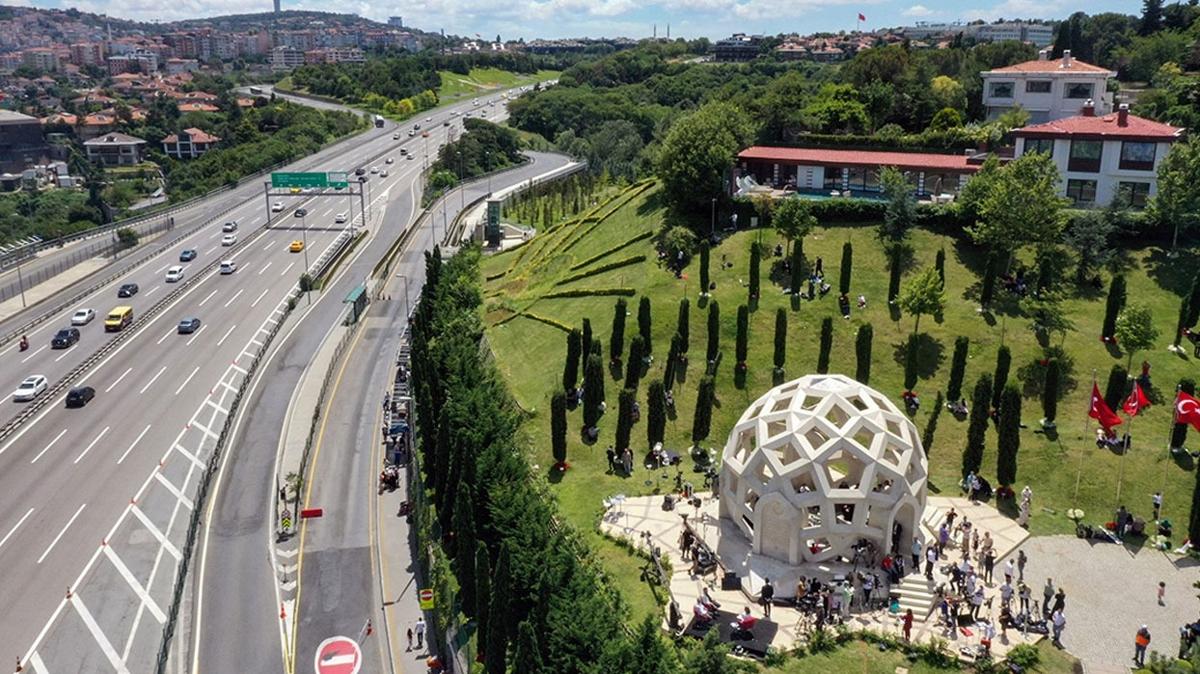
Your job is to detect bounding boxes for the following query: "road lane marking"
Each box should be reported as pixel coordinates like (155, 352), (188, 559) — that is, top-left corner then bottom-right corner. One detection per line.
(54, 346), (74, 362)
(0, 507), (34, 552)
(190, 421), (219, 443)
(118, 424), (151, 464)
(262, 241), (275, 252)
(207, 230), (221, 239)
(216, 324), (237, 346)
(21, 344), (47, 363)
(223, 288), (244, 307)
(154, 473), (195, 510)
(171, 443), (206, 471)
(73, 426), (109, 464)
(197, 288), (218, 306)
(156, 327), (175, 345)
(139, 366), (167, 394)
(68, 594), (130, 674)
(279, 261), (295, 277)
(154, 263), (170, 273)
(31, 428), (68, 464)
(174, 366), (200, 395)
(105, 367), (132, 393)
(131, 504), (181, 560)
(103, 545), (167, 623)
(37, 503), (86, 564)
(206, 246), (218, 255)
(185, 324), (207, 346)
(251, 288), (270, 307)
(145, 285), (161, 296)
(258, 261), (273, 275)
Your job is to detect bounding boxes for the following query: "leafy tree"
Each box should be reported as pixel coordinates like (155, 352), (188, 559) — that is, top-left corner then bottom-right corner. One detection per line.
(839, 241), (853, 295)
(772, 197), (816, 255)
(1102, 275), (1127, 341)
(773, 307), (787, 373)
(647, 381), (666, 449)
(625, 335), (645, 391)
(551, 390), (567, 467)
(563, 328), (581, 392)
(904, 335), (920, 391)
(681, 629), (753, 674)
(676, 298), (690, 349)
(638, 296), (653, 357)
(1104, 364), (1130, 412)
(969, 152), (1067, 257)
(947, 336), (970, 401)
(923, 392), (944, 457)
(748, 243), (761, 305)
(583, 353), (605, 429)
(899, 266), (946, 337)
(1064, 210), (1118, 284)
(997, 384), (1022, 487)
(800, 83), (870, 133)
(1042, 359), (1060, 426)
(691, 376), (715, 444)
(616, 388), (635, 451)
(485, 546), (511, 674)
(929, 107), (964, 131)
(706, 300), (720, 364)
(513, 620), (543, 674)
(980, 253), (999, 309)
(991, 345), (1012, 412)
(735, 304), (749, 369)
(1151, 137), (1200, 250)
(964, 374), (994, 478)
(1172, 379), (1196, 448)
(817, 317), (833, 374)
(790, 239), (804, 296)
(880, 166), (917, 244)
(656, 101), (754, 217)
(610, 298), (627, 364)
(855, 324), (873, 384)
(1115, 303), (1159, 370)
(699, 241), (711, 296)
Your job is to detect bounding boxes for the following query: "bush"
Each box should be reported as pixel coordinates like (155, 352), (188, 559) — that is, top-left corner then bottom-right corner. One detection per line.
(735, 304), (749, 367)
(610, 298), (628, 363)
(556, 255), (646, 286)
(838, 241), (852, 295)
(1006, 644), (1041, 669)
(706, 300), (720, 364)
(773, 308), (787, 371)
(115, 227), (139, 250)
(543, 287), (637, 299)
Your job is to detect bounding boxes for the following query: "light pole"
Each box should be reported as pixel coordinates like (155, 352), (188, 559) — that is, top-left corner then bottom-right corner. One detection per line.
(457, 150), (464, 212)
(15, 259), (26, 308)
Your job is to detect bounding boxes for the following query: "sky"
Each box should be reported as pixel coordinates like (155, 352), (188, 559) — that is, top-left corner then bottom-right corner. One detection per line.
(6, 0), (1145, 40)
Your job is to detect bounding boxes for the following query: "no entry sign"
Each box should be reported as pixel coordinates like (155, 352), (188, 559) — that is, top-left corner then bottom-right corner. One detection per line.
(314, 636), (361, 674)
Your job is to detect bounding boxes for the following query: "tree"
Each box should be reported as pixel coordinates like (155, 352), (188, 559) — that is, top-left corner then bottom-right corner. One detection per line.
(839, 241), (853, 295)
(887, 249), (904, 305)
(748, 243), (761, 305)
(1172, 379), (1196, 449)
(647, 381), (666, 449)
(1175, 272), (1200, 346)
(898, 266), (945, 337)
(997, 384), (1022, 487)
(947, 336), (970, 401)
(964, 374), (994, 478)
(1140, 0), (1165, 35)
(1064, 210), (1117, 284)
(664, 333), (681, 391)
(637, 296), (652, 357)
(1104, 364), (1129, 412)
(855, 324), (873, 384)
(1115, 303), (1159, 370)
(582, 318), (593, 358)
(676, 299), (690, 349)
(513, 620), (543, 674)
(625, 335), (645, 391)
(969, 152), (1067, 257)
(453, 490), (477, 618)
(656, 101), (754, 217)
(551, 390), (568, 468)
(599, 614), (680, 674)
(563, 328), (582, 392)
(699, 241), (711, 296)
(706, 300), (720, 364)
(1102, 275), (1127, 341)
(616, 388), (635, 451)
(1150, 137), (1200, 250)
(735, 304), (749, 369)
(817, 317), (833, 374)
(904, 335), (919, 391)
(1041, 359), (1060, 427)
(485, 546), (511, 674)
(772, 197), (816, 255)
(790, 238), (804, 296)
(475, 541), (491, 650)
(583, 353), (605, 429)
(923, 392), (944, 457)
(991, 345), (1012, 412)
(610, 298), (627, 364)
(692, 376), (715, 444)
(773, 308), (787, 373)
(980, 253), (999, 309)
(880, 166), (917, 244)
(934, 248), (946, 287)
(929, 107), (964, 131)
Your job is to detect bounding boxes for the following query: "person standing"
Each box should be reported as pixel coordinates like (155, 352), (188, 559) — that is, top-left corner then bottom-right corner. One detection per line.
(1051, 609), (1066, 647)
(1052, 588), (1066, 616)
(1043, 578), (1055, 617)
(925, 545), (937, 579)
(970, 586), (985, 621)
(415, 616), (427, 649)
(999, 580), (1013, 610)
(903, 608), (914, 642)
(938, 523), (950, 557)
(760, 578), (774, 618)
(1158, 581), (1166, 606)
(406, 627), (413, 652)
(1135, 625), (1152, 668)
(911, 537), (922, 568)
(983, 549), (995, 585)
(1017, 549), (1028, 582)
(1018, 581), (1031, 615)
(1003, 557), (1015, 586)
(1152, 492), (1163, 521)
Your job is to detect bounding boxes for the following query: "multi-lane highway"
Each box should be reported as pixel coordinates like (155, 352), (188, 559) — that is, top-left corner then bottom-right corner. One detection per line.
(2, 91), (518, 670)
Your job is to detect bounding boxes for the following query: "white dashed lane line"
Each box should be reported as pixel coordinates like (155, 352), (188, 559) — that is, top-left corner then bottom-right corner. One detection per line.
(117, 424), (151, 464)
(30, 429), (68, 464)
(146, 285), (161, 297)
(223, 289), (244, 308)
(139, 366), (167, 395)
(185, 325), (207, 347)
(278, 261), (295, 277)
(73, 426), (109, 464)
(37, 503), (86, 564)
(216, 325), (237, 347)
(104, 367), (133, 393)
(156, 327), (174, 345)
(0, 507), (34, 552)
(258, 262), (272, 276)
(21, 345), (47, 363)
(251, 288), (270, 307)
(197, 289), (218, 307)
(174, 366), (199, 396)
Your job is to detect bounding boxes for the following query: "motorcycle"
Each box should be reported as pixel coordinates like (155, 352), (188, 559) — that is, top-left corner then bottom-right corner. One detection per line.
(378, 464), (400, 494)
(19, 335), (29, 352)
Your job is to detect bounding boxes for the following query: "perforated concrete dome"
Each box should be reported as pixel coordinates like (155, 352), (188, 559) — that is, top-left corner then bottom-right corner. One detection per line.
(718, 374), (927, 565)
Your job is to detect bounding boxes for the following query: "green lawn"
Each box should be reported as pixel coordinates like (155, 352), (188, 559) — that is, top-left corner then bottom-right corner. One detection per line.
(482, 182), (1199, 631)
(437, 68), (560, 103)
(761, 640), (1078, 673)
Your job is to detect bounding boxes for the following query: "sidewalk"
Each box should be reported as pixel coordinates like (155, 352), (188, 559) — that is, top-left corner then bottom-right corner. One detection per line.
(0, 256), (107, 321)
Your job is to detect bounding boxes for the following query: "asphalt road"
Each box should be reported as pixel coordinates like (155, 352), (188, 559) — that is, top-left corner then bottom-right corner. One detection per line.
(4, 94), (517, 670)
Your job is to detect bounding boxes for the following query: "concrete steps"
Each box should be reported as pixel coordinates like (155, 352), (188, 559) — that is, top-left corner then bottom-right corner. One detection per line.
(894, 575), (938, 621)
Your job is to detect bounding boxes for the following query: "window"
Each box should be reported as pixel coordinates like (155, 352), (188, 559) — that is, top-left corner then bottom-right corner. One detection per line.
(988, 81), (1014, 98)
(924, 172), (959, 196)
(847, 167), (867, 191)
(1026, 80), (1052, 93)
(1068, 140), (1103, 172)
(1064, 82), (1094, 99)
(1118, 181), (1151, 208)
(1066, 179), (1098, 205)
(1024, 138), (1055, 157)
(822, 166), (843, 191)
(1119, 142), (1156, 171)
(863, 169), (882, 192)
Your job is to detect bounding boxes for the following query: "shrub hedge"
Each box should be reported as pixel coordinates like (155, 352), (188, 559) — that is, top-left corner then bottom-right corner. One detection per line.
(556, 255), (647, 286)
(544, 287), (637, 299)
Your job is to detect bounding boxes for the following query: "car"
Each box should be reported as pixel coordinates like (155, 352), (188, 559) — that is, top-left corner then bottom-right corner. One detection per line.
(12, 375), (47, 402)
(71, 308), (95, 326)
(335, 212), (347, 223)
(354, 167), (366, 176)
(386, 157), (394, 164)
(392, 132), (400, 140)
(425, 116), (432, 122)
(289, 187), (301, 194)
(407, 154), (414, 160)
(219, 260), (237, 275)
(177, 318), (201, 334)
(370, 166), (379, 174)
(380, 170), (389, 177)
(117, 283), (139, 298)
(289, 240), (305, 253)
(472, 98), (478, 106)
(421, 131), (429, 138)
(179, 249), (197, 262)
(221, 234), (237, 246)
(222, 221), (238, 233)
(413, 123), (420, 130)
(408, 130), (415, 137)
(399, 148), (408, 155)
(294, 208), (307, 218)
(443, 120), (450, 127)
(271, 202), (283, 212)
(165, 265), (184, 283)
(65, 386), (95, 408)
(51, 327), (80, 349)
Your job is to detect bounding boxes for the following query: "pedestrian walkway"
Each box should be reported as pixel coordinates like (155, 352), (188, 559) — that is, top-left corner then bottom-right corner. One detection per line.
(0, 256), (106, 321)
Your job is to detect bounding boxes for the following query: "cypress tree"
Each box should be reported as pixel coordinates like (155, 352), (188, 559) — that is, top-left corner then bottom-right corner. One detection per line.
(647, 381), (666, 449)
(699, 241), (711, 296)
(904, 335), (920, 391)
(664, 332), (680, 391)
(887, 248), (903, 304)
(748, 242), (761, 305)
(1174, 296), (1191, 347)
(773, 307), (787, 372)
(610, 298), (627, 364)
(1171, 378), (1196, 448)
(563, 328), (581, 393)
(677, 298), (690, 349)
(1101, 275), (1127, 341)
(706, 300), (720, 364)
(923, 392), (944, 457)
(1104, 364), (1129, 412)
(512, 621), (543, 674)
(980, 253), (998, 309)
(935, 248), (946, 287)
(1184, 272), (1200, 329)
(1190, 461), (1200, 547)
(625, 335), (644, 391)
(485, 546), (510, 674)
(735, 304), (749, 368)
(551, 390), (567, 467)
(855, 323), (873, 383)
(790, 238), (804, 296)
(582, 317), (593, 358)
(817, 317), (833, 374)
(582, 353), (604, 429)
(638, 296), (653, 356)
(997, 384), (1022, 487)
(964, 374), (993, 478)
(946, 336), (969, 401)
(616, 388), (635, 451)
(991, 345), (1011, 411)
(475, 541), (491, 651)
(1041, 359), (1060, 426)
(692, 376), (715, 444)
(839, 241), (853, 295)
(453, 490), (477, 617)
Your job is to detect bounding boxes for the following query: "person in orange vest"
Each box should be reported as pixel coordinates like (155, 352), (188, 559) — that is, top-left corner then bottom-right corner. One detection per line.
(1135, 624), (1152, 668)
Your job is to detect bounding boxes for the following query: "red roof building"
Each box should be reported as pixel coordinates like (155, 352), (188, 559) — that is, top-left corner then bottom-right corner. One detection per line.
(161, 127), (221, 159)
(981, 49), (1117, 123)
(735, 146), (980, 198)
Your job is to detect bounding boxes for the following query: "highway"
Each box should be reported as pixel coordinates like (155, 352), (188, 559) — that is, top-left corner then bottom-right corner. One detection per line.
(4, 92), (518, 671)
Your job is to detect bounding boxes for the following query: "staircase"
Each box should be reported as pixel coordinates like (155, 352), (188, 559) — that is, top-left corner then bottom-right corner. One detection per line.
(894, 574), (939, 621)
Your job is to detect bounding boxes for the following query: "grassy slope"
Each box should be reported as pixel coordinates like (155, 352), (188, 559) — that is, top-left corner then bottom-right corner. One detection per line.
(481, 182), (1198, 629)
(437, 67), (560, 103)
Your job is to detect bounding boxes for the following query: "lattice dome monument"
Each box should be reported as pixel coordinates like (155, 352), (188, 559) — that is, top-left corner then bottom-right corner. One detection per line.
(718, 374), (928, 566)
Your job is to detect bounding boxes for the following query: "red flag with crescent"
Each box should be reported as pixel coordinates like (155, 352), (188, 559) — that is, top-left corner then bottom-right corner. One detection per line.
(1122, 382), (1150, 417)
(858, 12), (867, 21)
(1174, 390), (1200, 431)
(1089, 383), (1122, 430)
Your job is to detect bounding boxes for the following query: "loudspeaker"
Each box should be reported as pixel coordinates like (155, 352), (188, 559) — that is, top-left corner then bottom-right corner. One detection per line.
(721, 572), (740, 591)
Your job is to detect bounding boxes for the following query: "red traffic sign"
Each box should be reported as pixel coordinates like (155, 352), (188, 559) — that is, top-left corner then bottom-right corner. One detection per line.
(301, 508), (324, 519)
(314, 636), (361, 674)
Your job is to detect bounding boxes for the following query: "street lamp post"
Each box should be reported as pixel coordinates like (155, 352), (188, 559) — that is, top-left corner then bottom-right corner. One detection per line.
(15, 259), (26, 308)
(300, 212), (311, 305)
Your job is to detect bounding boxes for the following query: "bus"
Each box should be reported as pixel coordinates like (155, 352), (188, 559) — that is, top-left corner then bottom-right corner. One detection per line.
(373, 114), (385, 128)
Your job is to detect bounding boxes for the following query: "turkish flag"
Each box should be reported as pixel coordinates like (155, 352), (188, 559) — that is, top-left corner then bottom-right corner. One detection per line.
(1088, 383), (1122, 430)
(1174, 390), (1200, 431)
(858, 13), (867, 21)
(1122, 382), (1150, 417)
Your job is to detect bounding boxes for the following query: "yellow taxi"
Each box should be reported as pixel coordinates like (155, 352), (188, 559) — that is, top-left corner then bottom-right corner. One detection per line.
(289, 240), (305, 253)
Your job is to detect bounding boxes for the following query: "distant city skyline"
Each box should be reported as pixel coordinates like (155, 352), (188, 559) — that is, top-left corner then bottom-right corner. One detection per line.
(6, 0), (1144, 40)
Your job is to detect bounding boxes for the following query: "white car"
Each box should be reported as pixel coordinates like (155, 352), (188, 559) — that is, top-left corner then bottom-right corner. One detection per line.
(425, 116), (432, 122)
(271, 202), (283, 212)
(222, 221), (238, 233)
(12, 375), (47, 402)
(393, 133), (400, 140)
(386, 157), (394, 164)
(370, 166), (379, 174)
(165, 265), (184, 283)
(381, 170), (389, 177)
(221, 234), (237, 246)
(71, 308), (95, 326)
(220, 260), (237, 275)
(335, 212), (347, 223)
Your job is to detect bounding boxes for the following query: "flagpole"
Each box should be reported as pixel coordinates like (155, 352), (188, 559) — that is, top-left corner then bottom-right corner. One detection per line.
(1073, 370), (1098, 507)
(1160, 383), (1182, 524)
(1113, 377), (1138, 511)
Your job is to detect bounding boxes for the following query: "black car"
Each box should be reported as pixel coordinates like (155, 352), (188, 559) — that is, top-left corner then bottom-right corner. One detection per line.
(51, 327), (80, 349)
(65, 386), (95, 408)
(294, 208), (307, 218)
(178, 317), (201, 334)
(354, 167), (366, 176)
(179, 249), (197, 262)
(118, 283), (139, 298)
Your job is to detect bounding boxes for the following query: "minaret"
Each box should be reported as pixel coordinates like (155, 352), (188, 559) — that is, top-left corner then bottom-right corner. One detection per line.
(273, 0), (280, 13)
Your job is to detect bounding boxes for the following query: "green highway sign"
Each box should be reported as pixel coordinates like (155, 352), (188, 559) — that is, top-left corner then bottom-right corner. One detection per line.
(272, 172), (328, 188)
(327, 171), (349, 188)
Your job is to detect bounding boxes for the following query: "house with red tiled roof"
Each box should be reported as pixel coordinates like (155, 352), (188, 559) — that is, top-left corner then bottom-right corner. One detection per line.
(177, 102), (219, 113)
(1012, 102), (1184, 207)
(982, 49), (1117, 123)
(161, 127), (221, 159)
(735, 146), (982, 198)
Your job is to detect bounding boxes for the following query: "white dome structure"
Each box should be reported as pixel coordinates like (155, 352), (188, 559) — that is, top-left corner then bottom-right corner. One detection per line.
(718, 374), (928, 566)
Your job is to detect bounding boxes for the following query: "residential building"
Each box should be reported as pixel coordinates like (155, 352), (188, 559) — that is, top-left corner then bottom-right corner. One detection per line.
(388, 16), (404, 27)
(161, 127), (220, 159)
(1012, 103), (1184, 207)
(108, 48), (158, 75)
(83, 132), (146, 166)
(304, 47), (365, 64)
(977, 22), (1054, 46)
(69, 42), (105, 67)
(0, 110), (49, 173)
(275, 31), (316, 52)
(735, 146), (981, 198)
(714, 34), (761, 62)
(22, 48), (59, 72)
(164, 58), (199, 75)
(238, 31), (272, 56)
(981, 49), (1116, 123)
(270, 46), (305, 71)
